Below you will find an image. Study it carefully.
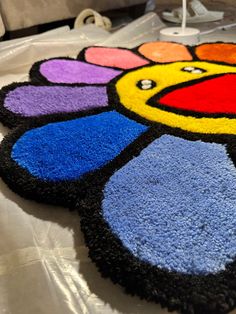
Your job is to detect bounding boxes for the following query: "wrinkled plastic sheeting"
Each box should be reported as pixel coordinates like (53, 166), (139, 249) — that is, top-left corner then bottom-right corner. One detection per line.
(0, 13), (170, 314)
(0, 12), (163, 81)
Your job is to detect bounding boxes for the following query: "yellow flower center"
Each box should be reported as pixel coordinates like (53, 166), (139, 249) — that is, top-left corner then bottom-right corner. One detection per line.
(114, 61), (236, 135)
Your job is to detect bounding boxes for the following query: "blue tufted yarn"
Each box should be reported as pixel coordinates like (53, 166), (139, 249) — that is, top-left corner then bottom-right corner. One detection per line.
(102, 135), (236, 275)
(11, 111), (147, 181)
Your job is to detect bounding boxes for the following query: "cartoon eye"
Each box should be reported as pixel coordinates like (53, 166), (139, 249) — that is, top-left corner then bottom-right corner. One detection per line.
(181, 66), (206, 74)
(137, 79), (156, 90)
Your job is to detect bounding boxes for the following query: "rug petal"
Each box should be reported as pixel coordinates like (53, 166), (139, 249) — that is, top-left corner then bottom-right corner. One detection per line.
(2, 84), (108, 119)
(83, 47), (149, 69)
(103, 135), (236, 275)
(38, 58), (121, 84)
(11, 111), (147, 181)
(138, 42), (193, 63)
(195, 43), (236, 64)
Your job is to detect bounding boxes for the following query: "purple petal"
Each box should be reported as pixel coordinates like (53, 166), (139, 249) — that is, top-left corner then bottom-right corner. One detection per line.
(4, 85), (108, 117)
(39, 59), (121, 84)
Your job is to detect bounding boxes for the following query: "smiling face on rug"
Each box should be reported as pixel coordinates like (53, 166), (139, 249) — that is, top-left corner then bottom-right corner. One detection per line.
(1, 42), (236, 314)
(114, 61), (236, 134)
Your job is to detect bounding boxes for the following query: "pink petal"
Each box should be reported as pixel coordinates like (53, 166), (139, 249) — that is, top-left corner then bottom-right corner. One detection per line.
(84, 47), (149, 69)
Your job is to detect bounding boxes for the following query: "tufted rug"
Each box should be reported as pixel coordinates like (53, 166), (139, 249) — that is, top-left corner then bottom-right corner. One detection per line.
(1, 42), (236, 314)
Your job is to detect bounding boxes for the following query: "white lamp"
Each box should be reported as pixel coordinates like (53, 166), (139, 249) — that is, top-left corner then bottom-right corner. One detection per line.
(160, 0), (200, 45)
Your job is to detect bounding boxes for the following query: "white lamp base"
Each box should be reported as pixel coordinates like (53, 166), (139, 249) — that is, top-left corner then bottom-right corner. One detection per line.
(160, 27), (200, 45)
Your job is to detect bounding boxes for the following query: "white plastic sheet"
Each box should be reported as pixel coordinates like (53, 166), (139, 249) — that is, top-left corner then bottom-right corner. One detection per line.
(0, 12), (235, 314)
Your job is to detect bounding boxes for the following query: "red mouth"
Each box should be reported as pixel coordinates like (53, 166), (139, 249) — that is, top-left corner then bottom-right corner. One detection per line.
(158, 74), (236, 115)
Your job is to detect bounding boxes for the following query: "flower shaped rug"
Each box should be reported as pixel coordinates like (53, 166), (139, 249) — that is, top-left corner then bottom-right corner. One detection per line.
(1, 42), (236, 314)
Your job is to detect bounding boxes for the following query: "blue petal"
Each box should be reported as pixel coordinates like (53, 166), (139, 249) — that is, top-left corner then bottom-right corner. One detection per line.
(12, 111), (147, 181)
(102, 135), (236, 275)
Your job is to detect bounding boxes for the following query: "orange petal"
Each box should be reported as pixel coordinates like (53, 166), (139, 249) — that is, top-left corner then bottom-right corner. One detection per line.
(195, 43), (236, 64)
(138, 42), (192, 63)
(84, 47), (149, 69)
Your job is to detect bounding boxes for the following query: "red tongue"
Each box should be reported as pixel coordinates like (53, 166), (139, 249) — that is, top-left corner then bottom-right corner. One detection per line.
(159, 74), (236, 114)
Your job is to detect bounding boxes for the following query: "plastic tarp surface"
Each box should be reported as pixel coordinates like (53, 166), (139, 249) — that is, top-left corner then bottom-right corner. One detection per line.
(0, 13), (235, 314)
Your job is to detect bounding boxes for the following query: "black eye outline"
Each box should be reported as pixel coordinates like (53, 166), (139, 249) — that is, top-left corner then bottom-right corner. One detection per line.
(137, 79), (157, 90)
(181, 66), (207, 74)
